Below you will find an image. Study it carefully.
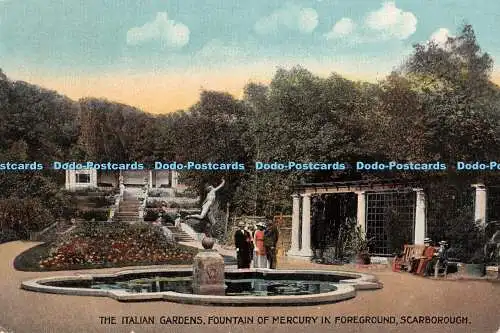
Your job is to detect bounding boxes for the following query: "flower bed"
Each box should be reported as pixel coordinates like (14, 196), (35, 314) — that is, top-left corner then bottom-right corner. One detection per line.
(36, 222), (197, 270)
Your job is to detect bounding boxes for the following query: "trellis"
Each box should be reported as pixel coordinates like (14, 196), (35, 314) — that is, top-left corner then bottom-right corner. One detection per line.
(365, 190), (415, 256)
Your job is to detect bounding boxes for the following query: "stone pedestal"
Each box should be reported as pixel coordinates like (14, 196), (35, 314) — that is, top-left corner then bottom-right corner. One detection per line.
(192, 245), (225, 295)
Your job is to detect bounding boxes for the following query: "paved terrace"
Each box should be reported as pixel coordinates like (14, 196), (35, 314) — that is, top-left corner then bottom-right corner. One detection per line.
(0, 241), (499, 333)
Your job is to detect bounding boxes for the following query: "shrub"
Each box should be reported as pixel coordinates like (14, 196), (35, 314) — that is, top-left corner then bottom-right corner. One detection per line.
(148, 189), (170, 197)
(145, 200), (164, 208)
(73, 187), (100, 195)
(0, 228), (19, 244)
(143, 209), (159, 221)
(162, 213), (176, 224)
(424, 179), (489, 263)
(0, 198), (54, 239)
(80, 210), (109, 221)
(176, 202), (198, 209)
(88, 196), (115, 208)
(174, 189), (198, 198)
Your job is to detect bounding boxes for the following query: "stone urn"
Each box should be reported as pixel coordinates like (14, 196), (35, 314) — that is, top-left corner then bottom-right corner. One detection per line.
(192, 236), (225, 295)
(201, 236), (215, 250)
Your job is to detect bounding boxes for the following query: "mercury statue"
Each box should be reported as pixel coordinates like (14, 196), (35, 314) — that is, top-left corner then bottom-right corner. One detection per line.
(186, 178), (225, 220)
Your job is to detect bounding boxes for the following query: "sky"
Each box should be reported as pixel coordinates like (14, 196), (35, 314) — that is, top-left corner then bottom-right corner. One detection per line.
(0, 0), (499, 113)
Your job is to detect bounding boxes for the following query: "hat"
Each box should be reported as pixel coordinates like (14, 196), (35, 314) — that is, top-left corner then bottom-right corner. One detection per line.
(423, 238), (432, 243)
(256, 222), (266, 228)
(237, 221), (245, 227)
(439, 240), (447, 245)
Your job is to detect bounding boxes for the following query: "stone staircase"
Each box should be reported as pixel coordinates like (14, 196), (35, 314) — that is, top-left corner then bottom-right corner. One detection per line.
(165, 224), (194, 242)
(114, 191), (142, 223)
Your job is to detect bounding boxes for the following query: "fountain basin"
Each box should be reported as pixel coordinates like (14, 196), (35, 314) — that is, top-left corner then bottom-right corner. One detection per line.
(21, 268), (382, 306)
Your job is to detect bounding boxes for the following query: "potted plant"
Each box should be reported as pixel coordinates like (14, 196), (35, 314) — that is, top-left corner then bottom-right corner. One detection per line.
(464, 249), (486, 277)
(351, 225), (372, 265)
(356, 245), (371, 265)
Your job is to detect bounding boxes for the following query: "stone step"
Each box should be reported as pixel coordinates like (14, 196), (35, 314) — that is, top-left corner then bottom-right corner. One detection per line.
(113, 219), (142, 224)
(171, 232), (192, 239)
(166, 226), (194, 242)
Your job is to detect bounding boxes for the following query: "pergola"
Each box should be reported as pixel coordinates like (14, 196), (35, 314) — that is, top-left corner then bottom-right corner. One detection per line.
(287, 180), (488, 259)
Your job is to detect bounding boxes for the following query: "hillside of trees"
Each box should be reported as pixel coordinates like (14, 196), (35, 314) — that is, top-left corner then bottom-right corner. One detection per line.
(0, 25), (499, 242)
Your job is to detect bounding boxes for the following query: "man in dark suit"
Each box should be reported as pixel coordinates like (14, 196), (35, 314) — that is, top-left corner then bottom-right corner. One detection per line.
(234, 221), (251, 268)
(264, 219), (279, 269)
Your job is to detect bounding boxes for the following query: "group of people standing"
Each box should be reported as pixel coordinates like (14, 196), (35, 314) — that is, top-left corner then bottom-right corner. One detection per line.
(234, 219), (279, 269)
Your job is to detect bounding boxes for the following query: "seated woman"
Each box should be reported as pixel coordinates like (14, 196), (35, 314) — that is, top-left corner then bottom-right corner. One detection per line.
(406, 238), (432, 273)
(415, 238), (436, 275)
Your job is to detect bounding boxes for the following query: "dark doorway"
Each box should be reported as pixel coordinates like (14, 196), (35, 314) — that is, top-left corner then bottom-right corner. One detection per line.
(311, 193), (357, 260)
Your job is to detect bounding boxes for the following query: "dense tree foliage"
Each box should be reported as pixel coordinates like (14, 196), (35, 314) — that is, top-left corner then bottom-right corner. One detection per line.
(0, 24), (498, 240)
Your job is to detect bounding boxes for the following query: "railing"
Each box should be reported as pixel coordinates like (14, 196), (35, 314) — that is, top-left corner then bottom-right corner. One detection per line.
(108, 194), (121, 222)
(138, 184), (148, 221)
(28, 221), (59, 241)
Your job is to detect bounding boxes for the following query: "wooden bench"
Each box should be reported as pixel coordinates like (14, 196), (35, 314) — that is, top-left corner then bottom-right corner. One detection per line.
(392, 244), (426, 272)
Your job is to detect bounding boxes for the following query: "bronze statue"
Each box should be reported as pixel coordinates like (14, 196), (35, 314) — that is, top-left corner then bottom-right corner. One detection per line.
(186, 178), (225, 220)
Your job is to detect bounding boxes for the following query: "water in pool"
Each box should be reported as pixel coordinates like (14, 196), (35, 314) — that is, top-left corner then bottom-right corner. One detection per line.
(84, 277), (338, 296)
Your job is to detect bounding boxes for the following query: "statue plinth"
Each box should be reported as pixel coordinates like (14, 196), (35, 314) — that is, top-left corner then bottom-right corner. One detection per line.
(192, 237), (225, 295)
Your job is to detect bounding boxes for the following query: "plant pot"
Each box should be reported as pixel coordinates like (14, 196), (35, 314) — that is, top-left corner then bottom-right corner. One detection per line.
(464, 263), (486, 277)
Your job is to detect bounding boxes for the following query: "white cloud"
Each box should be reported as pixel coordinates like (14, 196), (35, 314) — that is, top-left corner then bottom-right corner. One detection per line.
(429, 28), (452, 47)
(254, 4), (318, 35)
(126, 12), (190, 48)
(297, 8), (319, 33)
(325, 17), (356, 39)
(197, 39), (245, 59)
(365, 2), (417, 40)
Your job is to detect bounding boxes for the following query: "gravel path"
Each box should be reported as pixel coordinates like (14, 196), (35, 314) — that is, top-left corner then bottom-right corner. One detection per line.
(1, 241), (499, 333)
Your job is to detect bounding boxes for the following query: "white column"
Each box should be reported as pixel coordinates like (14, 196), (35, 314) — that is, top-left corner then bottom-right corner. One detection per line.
(298, 193), (313, 258)
(68, 170), (77, 191)
(148, 170), (153, 189)
(355, 191), (366, 237)
(414, 188), (426, 244)
(171, 171), (178, 189)
(287, 194), (301, 256)
(90, 169), (98, 188)
(472, 184), (487, 226)
(65, 170), (70, 190)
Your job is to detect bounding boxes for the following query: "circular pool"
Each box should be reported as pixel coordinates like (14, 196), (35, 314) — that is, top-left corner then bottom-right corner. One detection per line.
(21, 268), (382, 306)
